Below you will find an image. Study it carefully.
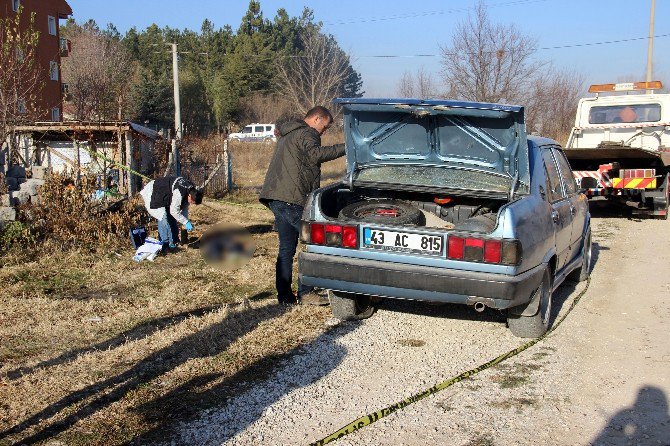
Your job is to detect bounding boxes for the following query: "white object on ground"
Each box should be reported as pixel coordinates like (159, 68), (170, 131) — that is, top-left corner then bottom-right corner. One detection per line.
(133, 237), (163, 262)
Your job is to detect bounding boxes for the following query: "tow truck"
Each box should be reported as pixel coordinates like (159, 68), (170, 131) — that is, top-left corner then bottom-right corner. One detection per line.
(565, 80), (670, 218)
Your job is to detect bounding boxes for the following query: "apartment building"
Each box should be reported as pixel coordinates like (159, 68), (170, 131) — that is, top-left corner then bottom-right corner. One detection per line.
(1, 0), (73, 121)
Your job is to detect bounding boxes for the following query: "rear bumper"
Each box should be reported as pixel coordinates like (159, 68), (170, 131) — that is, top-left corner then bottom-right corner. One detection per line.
(298, 252), (545, 309)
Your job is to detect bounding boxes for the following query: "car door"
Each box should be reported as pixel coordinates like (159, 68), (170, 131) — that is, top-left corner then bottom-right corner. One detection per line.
(254, 125), (264, 140)
(552, 147), (588, 257)
(542, 148), (574, 271)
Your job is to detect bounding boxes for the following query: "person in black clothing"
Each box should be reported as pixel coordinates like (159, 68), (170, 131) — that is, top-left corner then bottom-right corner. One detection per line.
(140, 176), (203, 250)
(260, 106), (346, 305)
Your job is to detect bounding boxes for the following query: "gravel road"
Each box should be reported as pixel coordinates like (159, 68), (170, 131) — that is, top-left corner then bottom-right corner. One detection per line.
(168, 207), (670, 446)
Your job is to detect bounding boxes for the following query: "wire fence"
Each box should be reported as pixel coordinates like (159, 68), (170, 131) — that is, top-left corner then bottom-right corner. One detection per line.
(175, 141), (233, 198)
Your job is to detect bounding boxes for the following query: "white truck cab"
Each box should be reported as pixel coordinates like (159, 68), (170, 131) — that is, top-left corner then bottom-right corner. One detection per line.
(567, 81), (670, 151)
(228, 123), (276, 143)
(564, 81), (670, 218)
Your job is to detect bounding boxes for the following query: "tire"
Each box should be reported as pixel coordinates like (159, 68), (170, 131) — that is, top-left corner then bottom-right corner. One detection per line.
(567, 229), (591, 282)
(339, 199), (424, 226)
(507, 267), (553, 338)
(454, 213), (497, 232)
(329, 290), (375, 321)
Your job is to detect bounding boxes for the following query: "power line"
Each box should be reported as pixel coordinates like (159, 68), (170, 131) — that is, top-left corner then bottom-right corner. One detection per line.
(322, 0), (551, 26)
(350, 32), (670, 59)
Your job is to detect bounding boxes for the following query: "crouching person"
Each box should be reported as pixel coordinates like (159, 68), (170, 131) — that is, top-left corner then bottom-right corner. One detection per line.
(140, 176), (203, 251)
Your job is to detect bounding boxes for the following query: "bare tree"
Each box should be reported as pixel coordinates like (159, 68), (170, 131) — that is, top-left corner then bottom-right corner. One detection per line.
(61, 24), (134, 121)
(439, 1), (538, 104)
(397, 71), (415, 98)
(275, 31), (353, 116)
(238, 93), (294, 125)
(0, 8), (44, 157)
(525, 68), (585, 144)
(397, 67), (438, 99)
(416, 67), (437, 99)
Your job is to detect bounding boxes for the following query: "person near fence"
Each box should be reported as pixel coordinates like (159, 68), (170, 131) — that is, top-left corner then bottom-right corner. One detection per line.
(140, 176), (203, 251)
(260, 106), (346, 305)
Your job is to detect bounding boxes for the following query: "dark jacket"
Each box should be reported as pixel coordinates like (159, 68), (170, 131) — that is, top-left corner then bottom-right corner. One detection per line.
(150, 176), (194, 209)
(260, 120), (345, 207)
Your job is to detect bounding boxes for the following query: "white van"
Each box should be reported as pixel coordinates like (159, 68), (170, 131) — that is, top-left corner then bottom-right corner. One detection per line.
(227, 123), (276, 142)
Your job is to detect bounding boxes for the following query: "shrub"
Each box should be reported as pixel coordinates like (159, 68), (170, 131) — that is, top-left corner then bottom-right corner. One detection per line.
(2, 173), (148, 258)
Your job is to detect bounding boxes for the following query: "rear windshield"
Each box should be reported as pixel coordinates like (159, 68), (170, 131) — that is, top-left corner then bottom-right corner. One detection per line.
(588, 104), (661, 124)
(355, 165), (514, 194)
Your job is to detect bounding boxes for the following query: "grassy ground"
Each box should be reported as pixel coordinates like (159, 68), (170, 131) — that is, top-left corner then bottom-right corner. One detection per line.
(0, 135), (346, 445)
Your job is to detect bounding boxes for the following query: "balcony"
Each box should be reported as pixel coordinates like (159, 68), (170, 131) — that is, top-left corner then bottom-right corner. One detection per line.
(59, 38), (71, 57)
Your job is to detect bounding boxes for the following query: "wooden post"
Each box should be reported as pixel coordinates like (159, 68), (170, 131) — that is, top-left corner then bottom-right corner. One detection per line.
(46, 144), (52, 169)
(74, 140), (81, 184)
(125, 129), (135, 194)
(224, 139), (232, 191)
(117, 128), (126, 195)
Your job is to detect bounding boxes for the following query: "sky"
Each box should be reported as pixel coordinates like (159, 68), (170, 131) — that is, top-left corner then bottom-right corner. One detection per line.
(65, 0), (670, 97)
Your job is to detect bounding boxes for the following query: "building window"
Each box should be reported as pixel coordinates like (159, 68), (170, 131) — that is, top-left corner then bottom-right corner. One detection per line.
(50, 61), (59, 81)
(17, 99), (26, 114)
(12, 0), (20, 12)
(48, 16), (57, 36)
(51, 107), (60, 122)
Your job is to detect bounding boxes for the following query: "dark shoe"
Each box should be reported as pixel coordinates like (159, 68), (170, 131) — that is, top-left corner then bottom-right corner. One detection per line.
(299, 291), (330, 306)
(278, 295), (298, 305)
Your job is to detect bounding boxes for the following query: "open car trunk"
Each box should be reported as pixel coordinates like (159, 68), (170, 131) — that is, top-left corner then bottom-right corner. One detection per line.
(318, 184), (509, 230)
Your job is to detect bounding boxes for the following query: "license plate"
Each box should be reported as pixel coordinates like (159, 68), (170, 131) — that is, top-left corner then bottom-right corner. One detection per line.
(363, 228), (443, 255)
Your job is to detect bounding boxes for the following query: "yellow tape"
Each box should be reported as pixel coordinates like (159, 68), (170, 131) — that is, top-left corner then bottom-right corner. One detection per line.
(311, 277), (591, 446)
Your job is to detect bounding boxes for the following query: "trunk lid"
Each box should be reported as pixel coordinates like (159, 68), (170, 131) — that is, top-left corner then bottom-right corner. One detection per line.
(334, 98), (530, 197)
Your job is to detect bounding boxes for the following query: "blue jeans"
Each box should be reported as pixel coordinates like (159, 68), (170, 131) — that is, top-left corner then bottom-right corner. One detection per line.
(267, 200), (313, 302)
(157, 212), (179, 248)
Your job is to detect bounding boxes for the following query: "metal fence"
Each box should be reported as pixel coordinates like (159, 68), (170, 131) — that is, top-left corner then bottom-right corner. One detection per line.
(171, 141), (233, 197)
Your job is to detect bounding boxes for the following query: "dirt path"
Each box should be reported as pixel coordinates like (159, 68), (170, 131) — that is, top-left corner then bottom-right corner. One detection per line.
(170, 211), (670, 446)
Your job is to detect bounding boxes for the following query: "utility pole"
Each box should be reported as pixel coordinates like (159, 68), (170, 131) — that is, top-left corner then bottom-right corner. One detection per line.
(170, 42), (182, 175)
(645, 0), (656, 92)
(171, 43), (182, 140)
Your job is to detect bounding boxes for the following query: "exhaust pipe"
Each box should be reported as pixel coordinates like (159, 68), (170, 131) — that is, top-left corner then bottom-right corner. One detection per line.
(473, 302), (486, 313)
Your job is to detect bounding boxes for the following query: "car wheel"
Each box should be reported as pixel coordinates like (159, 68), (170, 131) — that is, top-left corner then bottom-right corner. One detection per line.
(507, 267), (553, 338)
(339, 200), (425, 225)
(329, 290), (375, 321)
(567, 229), (591, 282)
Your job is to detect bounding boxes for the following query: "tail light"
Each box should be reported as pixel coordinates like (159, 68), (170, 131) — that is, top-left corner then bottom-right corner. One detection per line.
(448, 235), (520, 265)
(301, 221), (358, 249)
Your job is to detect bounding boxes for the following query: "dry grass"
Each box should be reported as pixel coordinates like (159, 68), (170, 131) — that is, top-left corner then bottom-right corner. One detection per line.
(228, 129), (346, 189)
(0, 127), (350, 445)
(0, 193), (333, 445)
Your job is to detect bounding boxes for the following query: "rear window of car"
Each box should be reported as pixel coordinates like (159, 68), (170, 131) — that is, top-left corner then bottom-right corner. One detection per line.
(542, 151), (565, 201)
(552, 149), (578, 195)
(266, 126), (272, 131)
(588, 104), (661, 124)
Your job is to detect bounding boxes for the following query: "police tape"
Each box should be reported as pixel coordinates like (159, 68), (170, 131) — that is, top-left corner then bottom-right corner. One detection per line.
(79, 147), (269, 212)
(310, 277), (592, 445)
(79, 145), (151, 180)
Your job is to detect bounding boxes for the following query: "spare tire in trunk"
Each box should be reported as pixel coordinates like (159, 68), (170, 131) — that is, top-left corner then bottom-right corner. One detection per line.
(339, 199), (425, 226)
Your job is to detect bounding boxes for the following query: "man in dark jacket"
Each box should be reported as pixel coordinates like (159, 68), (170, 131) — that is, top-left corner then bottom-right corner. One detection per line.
(260, 106), (345, 304)
(140, 176), (203, 250)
